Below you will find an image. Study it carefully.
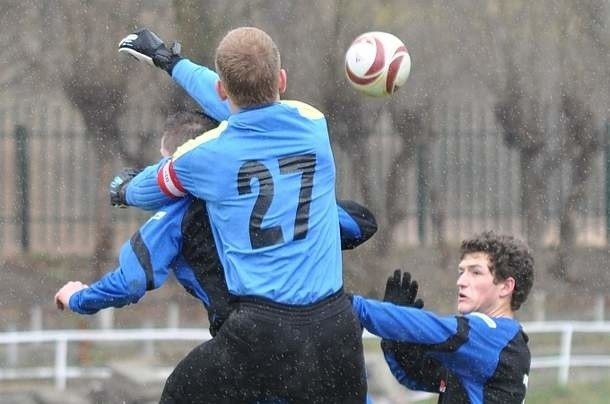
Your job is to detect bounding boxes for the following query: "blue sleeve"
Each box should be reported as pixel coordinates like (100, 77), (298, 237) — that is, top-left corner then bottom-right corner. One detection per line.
(337, 200), (377, 250)
(68, 243), (147, 314)
(125, 157), (175, 210)
(68, 201), (188, 314)
(351, 295), (460, 344)
(172, 59), (231, 121)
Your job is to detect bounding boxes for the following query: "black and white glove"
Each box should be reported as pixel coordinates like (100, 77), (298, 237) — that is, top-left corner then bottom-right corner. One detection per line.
(118, 28), (182, 75)
(110, 168), (142, 207)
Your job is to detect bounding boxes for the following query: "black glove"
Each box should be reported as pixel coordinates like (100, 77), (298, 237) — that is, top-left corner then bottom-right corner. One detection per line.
(118, 28), (183, 75)
(381, 270), (425, 361)
(383, 269), (424, 309)
(109, 168), (142, 207)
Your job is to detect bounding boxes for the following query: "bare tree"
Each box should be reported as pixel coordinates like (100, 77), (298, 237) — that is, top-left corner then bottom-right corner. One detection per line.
(40, 1), (173, 275)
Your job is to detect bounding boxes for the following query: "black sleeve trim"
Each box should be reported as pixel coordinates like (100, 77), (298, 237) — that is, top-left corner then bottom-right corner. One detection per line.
(428, 316), (470, 352)
(130, 231), (155, 291)
(338, 199), (378, 250)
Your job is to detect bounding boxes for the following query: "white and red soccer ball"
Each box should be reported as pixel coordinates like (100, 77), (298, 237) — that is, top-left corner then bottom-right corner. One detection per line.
(345, 31), (411, 97)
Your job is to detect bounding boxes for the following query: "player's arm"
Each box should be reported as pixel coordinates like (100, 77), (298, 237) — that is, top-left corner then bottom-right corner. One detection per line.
(352, 295), (463, 344)
(118, 28), (231, 122)
(352, 270), (463, 345)
(382, 341), (446, 392)
(374, 270), (443, 391)
(337, 200), (377, 250)
(56, 202), (187, 314)
(171, 60), (231, 121)
(110, 157), (177, 210)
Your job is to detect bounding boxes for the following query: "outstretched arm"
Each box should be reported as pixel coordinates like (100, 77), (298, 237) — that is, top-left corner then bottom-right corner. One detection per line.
(55, 200), (189, 314)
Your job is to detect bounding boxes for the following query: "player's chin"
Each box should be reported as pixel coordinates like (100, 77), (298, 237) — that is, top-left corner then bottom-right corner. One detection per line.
(457, 301), (471, 315)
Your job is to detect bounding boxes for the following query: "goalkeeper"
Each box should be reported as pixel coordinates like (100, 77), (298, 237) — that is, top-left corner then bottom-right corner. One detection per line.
(115, 27), (367, 402)
(55, 111), (378, 339)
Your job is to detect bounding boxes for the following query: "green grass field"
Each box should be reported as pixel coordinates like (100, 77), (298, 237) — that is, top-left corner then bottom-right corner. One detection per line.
(416, 380), (610, 403)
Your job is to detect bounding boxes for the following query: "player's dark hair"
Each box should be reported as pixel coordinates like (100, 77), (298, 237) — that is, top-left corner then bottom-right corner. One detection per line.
(460, 231), (534, 311)
(162, 110), (219, 154)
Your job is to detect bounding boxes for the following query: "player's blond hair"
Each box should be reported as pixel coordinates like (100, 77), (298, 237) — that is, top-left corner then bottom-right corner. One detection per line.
(215, 27), (281, 108)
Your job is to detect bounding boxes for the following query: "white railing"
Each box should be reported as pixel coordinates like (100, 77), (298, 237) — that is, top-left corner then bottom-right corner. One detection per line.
(1, 322), (609, 391)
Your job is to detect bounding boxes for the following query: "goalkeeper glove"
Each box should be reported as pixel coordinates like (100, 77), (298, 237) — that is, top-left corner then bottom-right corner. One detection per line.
(118, 28), (183, 75)
(383, 269), (424, 309)
(110, 168), (142, 207)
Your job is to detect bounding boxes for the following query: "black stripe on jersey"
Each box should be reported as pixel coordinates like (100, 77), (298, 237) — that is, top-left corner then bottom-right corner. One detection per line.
(426, 316), (470, 352)
(483, 329), (530, 403)
(130, 231), (155, 291)
(181, 199), (234, 335)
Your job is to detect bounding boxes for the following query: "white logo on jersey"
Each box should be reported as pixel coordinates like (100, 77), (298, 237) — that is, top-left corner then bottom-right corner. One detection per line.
(148, 211), (167, 222)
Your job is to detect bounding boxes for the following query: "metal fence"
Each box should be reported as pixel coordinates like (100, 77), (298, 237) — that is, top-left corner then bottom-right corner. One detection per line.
(1, 103), (608, 255)
(0, 322), (609, 392)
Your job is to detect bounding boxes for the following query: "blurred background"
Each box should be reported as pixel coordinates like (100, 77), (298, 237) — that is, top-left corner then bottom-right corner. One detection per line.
(0, 1), (609, 403)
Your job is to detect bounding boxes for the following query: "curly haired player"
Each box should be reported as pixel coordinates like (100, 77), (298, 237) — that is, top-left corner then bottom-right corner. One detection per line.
(353, 231), (534, 404)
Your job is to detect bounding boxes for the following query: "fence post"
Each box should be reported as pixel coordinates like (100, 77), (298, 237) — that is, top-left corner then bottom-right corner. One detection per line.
(7, 324), (18, 367)
(54, 338), (68, 391)
(416, 143), (427, 244)
(15, 125), (30, 252)
(98, 308), (115, 330)
(558, 324), (573, 386)
(167, 302), (180, 329)
(606, 121), (610, 243)
(593, 294), (605, 322)
(532, 290), (547, 322)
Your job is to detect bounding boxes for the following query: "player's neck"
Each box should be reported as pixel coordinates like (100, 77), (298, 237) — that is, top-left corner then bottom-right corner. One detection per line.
(486, 303), (514, 319)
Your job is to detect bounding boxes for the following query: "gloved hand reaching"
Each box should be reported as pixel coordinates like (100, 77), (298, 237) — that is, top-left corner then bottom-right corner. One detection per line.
(383, 269), (424, 309)
(110, 167), (143, 207)
(118, 28), (183, 75)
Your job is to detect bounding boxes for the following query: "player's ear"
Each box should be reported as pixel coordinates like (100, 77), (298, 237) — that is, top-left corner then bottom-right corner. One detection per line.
(216, 80), (229, 101)
(278, 69), (287, 95)
(499, 276), (515, 298)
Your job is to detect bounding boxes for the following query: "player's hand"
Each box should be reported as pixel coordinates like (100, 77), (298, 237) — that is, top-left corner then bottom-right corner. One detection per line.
(383, 269), (424, 309)
(110, 167), (142, 207)
(118, 28), (182, 74)
(55, 281), (89, 311)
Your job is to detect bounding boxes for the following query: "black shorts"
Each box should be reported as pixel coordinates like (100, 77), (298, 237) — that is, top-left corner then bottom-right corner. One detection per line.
(160, 289), (367, 403)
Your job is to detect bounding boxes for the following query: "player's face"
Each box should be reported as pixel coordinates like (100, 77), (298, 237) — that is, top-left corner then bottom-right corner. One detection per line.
(456, 252), (505, 315)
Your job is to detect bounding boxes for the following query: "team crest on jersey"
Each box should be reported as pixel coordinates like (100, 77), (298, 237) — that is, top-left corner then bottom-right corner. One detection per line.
(146, 211), (167, 223)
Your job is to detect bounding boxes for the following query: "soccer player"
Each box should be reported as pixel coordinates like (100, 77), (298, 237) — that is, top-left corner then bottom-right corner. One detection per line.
(55, 111), (377, 338)
(352, 231), (534, 404)
(115, 27), (367, 402)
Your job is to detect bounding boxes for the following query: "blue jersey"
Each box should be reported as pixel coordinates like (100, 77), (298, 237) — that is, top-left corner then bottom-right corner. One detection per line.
(69, 197), (233, 334)
(125, 59), (342, 304)
(68, 199), (376, 333)
(351, 296), (530, 404)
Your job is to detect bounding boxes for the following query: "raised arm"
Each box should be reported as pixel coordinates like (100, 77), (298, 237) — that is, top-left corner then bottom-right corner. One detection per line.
(118, 28), (231, 122)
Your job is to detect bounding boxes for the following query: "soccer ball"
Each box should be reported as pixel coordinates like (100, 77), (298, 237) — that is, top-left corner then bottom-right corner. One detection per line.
(345, 31), (411, 97)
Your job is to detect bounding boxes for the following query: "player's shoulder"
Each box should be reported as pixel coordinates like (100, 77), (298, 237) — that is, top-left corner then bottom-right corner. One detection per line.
(173, 121), (229, 160)
(467, 313), (522, 337)
(280, 100), (325, 120)
(142, 197), (194, 228)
